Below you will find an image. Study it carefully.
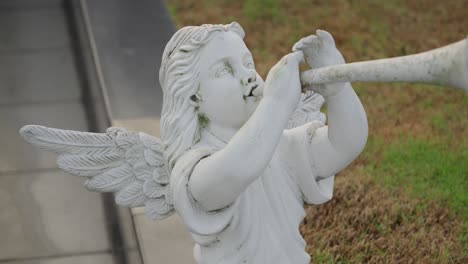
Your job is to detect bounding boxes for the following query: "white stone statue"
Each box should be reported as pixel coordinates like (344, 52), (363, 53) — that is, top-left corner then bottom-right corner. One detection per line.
(21, 22), (465, 263)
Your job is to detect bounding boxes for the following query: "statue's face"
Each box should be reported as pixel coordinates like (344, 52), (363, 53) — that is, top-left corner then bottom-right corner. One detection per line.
(197, 31), (264, 130)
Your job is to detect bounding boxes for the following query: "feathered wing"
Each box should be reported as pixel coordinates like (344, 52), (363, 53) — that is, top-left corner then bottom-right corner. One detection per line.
(19, 125), (174, 220)
(287, 91), (326, 129)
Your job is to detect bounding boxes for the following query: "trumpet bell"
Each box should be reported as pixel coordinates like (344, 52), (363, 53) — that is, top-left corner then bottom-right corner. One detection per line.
(301, 38), (468, 92)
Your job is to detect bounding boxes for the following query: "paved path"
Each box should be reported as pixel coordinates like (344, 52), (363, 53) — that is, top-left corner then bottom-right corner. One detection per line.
(0, 0), (138, 263)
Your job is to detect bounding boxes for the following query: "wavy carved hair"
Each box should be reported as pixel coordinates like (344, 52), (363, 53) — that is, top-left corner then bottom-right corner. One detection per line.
(159, 22), (245, 169)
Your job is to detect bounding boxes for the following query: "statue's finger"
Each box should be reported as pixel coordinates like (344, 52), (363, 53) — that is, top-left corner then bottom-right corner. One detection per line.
(292, 35), (318, 52)
(316, 29), (335, 46)
(289, 51), (305, 65)
(303, 35), (317, 44)
(292, 42), (302, 52)
(292, 38), (306, 51)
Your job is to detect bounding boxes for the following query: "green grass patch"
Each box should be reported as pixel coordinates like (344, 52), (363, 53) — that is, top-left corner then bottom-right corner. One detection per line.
(243, 0), (282, 21)
(166, 2), (177, 21)
(364, 137), (467, 220)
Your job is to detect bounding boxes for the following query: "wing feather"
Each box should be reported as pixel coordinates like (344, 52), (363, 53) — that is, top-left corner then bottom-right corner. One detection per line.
(140, 132), (164, 153)
(57, 154), (121, 176)
(135, 167), (153, 181)
(125, 145), (147, 168)
(20, 125), (174, 220)
(145, 198), (174, 220)
(143, 179), (167, 198)
(287, 91), (326, 129)
(116, 181), (147, 207)
(20, 125), (117, 155)
(84, 166), (134, 192)
(144, 149), (165, 167)
(153, 167), (170, 185)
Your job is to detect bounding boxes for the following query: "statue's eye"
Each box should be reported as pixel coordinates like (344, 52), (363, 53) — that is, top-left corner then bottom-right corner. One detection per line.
(217, 67), (232, 77)
(246, 62), (255, 69)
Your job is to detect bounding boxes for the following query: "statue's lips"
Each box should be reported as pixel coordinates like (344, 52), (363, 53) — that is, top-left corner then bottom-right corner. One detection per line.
(244, 84), (259, 97)
(243, 83), (263, 103)
(247, 84), (258, 97)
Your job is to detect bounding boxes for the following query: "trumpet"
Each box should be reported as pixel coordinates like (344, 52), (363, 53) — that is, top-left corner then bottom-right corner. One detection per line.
(300, 38), (468, 91)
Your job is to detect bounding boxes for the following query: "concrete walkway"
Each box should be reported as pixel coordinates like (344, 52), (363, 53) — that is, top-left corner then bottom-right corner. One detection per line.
(0, 0), (138, 263)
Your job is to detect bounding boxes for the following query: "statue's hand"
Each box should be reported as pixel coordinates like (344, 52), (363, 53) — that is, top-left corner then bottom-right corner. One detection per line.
(263, 51), (304, 112)
(293, 29), (345, 68)
(293, 30), (346, 98)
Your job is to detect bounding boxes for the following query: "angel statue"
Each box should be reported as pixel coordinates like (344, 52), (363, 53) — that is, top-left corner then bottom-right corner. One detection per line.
(20, 22), (367, 264)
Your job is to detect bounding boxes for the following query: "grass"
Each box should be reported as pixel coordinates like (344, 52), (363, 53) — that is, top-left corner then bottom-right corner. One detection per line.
(360, 135), (468, 260)
(302, 175), (466, 263)
(166, 0), (467, 262)
(363, 137), (467, 219)
(243, 0), (282, 21)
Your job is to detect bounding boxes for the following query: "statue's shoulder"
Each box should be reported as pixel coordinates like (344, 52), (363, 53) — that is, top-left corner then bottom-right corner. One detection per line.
(171, 144), (217, 177)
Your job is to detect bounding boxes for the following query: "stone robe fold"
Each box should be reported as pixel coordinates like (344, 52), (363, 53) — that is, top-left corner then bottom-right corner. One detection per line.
(171, 123), (334, 264)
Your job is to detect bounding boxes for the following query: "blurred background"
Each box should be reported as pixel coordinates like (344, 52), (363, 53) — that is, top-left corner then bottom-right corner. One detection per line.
(0, 0), (466, 263)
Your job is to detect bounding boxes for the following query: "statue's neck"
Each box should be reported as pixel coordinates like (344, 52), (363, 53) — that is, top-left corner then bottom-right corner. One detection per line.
(200, 124), (237, 147)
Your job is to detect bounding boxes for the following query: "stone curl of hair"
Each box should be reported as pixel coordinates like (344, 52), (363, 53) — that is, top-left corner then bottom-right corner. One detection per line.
(159, 22), (245, 169)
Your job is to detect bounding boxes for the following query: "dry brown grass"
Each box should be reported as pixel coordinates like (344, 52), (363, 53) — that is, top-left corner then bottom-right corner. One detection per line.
(302, 173), (466, 263)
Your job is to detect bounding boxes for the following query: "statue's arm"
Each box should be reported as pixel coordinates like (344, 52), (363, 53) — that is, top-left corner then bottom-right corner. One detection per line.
(309, 82), (368, 179)
(190, 99), (289, 211)
(291, 30), (368, 180)
(189, 52), (304, 212)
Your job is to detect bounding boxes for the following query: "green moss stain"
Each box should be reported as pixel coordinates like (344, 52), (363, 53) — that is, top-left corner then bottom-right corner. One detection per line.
(198, 113), (210, 128)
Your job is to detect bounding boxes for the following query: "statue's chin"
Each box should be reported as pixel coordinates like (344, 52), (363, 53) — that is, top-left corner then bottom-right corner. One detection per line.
(245, 96), (262, 117)
(244, 95), (262, 103)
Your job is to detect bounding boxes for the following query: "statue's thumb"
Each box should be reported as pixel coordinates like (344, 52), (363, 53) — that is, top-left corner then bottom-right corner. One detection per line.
(290, 51), (305, 65)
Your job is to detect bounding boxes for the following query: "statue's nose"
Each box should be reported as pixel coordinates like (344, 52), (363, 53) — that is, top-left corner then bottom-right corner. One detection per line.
(241, 71), (256, 87)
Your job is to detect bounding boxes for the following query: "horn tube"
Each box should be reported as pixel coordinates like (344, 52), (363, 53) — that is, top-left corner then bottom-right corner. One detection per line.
(300, 38), (468, 91)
